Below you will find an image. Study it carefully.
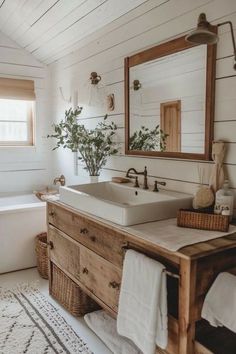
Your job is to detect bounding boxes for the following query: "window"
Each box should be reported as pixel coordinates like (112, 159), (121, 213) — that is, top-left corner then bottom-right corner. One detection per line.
(0, 99), (34, 145)
(0, 78), (35, 146)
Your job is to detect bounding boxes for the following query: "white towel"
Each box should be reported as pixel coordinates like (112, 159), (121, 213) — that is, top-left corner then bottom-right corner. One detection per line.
(117, 250), (168, 354)
(84, 310), (142, 354)
(202, 272), (236, 333)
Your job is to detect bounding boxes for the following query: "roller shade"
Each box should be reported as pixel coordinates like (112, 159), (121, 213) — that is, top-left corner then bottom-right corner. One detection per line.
(0, 78), (35, 100)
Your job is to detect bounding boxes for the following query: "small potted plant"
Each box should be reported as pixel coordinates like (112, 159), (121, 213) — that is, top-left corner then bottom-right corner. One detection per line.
(48, 107), (119, 182)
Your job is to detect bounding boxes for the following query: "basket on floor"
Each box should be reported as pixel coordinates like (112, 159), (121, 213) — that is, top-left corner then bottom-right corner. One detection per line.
(35, 232), (49, 279)
(50, 262), (100, 317)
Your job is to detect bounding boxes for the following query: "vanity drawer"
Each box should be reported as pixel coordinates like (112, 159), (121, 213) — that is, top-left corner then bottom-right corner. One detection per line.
(48, 203), (125, 267)
(48, 225), (80, 279)
(80, 246), (122, 312)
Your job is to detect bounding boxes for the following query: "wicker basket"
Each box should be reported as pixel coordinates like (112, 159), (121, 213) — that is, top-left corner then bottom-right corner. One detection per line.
(50, 262), (100, 317)
(35, 232), (49, 279)
(177, 209), (230, 232)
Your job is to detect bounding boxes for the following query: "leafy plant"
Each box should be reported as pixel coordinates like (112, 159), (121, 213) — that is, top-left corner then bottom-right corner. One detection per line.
(48, 107), (119, 176)
(129, 125), (168, 151)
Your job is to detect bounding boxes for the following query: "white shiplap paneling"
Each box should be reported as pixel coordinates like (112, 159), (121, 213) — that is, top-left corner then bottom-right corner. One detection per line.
(0, 31), (52, 193)
(0, 0), (150, 64)
(48, 0), (236, 215)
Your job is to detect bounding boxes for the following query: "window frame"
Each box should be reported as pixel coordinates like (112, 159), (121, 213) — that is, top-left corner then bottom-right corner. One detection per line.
(0, 99), (35, 147)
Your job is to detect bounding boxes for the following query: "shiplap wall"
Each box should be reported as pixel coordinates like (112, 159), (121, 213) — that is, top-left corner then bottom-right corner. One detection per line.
(0, 31), (52, 194)
(49, 0), (236, 210)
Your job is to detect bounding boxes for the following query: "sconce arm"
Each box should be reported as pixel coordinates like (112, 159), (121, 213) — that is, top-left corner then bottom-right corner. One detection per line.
(218, 21), (236, 68)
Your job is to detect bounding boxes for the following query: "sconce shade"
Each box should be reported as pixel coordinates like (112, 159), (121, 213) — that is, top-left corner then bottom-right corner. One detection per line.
(185, 13), (218, 45)
(133, 79), (142, 91)
(186, 13), (236, 70)
(90, 72), (101, 85)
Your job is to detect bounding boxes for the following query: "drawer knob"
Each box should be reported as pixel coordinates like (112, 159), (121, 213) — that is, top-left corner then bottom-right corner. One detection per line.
(109, 281), (120, 289)
(80, 228), (88, 235)
(47, 241), (54, 250)
(82, 267), (89, 274)
(49, 211), (55, 217)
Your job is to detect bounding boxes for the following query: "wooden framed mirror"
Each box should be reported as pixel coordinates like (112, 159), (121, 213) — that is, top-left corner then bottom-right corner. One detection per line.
(125, 32), (217, 160)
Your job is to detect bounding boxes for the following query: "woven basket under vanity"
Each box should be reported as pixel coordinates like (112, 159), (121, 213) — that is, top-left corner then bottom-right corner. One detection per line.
(50, 262), (100, 317)
(35, 232), (49, 279)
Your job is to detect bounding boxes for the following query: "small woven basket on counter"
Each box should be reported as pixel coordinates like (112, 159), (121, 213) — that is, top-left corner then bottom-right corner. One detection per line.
(35, 232), (49, 279)
(177, 209), (230, 232)
(50, 263), (100, 317)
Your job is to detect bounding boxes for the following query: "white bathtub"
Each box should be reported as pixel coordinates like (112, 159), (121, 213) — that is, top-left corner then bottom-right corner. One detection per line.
(0, 194), (47, 274)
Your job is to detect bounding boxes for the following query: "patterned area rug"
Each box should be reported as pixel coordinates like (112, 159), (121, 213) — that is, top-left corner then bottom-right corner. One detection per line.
(0, 284), (93, 354)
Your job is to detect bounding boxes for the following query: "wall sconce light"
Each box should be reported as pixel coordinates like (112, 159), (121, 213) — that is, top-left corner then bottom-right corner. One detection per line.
(133, 79), (142, 91)
(88, 71), (104, 106)
(185, 13), (236, 70)
(90, 72), (102, 85)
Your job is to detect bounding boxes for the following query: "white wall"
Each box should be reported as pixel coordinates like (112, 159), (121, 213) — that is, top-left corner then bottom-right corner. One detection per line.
(49, 0), (236, 212)
(0, 31), (52, 194)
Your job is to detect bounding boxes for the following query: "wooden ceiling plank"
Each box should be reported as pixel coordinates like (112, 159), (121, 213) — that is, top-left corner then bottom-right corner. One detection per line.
(42, 0), (209, 65)
(25, 0), (61, 26)
(46, 0), (230, 68)
(1, 1), (45, 39)
(31, 0), (147, 61)
(25, 0), (106, 52)
(0, 0), (23, 31)
(2, 0), (60, 41)
(17, 0), (89, 50)
(44, 0), (165, 65)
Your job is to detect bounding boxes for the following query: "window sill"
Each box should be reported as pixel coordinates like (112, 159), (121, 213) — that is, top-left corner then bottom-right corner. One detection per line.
(0, 145), (36, 149)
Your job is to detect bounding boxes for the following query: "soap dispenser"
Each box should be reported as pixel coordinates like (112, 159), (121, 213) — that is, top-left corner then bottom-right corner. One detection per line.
(214, 180), (234, 220)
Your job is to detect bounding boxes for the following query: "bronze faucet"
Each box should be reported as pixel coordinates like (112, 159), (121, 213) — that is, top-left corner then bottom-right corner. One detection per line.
(53, 174), (66, 186)
(126, 166), (149, 189)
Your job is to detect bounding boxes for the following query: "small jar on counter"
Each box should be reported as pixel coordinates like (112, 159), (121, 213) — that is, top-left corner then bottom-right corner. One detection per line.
(214, 180), (234, 220)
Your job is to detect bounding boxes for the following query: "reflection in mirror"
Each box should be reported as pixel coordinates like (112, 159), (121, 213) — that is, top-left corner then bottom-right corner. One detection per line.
(129, 45), (207, 154)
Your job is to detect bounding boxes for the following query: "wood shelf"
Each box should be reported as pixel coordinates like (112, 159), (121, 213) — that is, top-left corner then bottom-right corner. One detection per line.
(196, 320), (236, 354)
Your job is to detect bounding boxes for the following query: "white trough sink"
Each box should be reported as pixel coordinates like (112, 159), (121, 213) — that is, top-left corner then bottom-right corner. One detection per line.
(59, 182), (192, 226)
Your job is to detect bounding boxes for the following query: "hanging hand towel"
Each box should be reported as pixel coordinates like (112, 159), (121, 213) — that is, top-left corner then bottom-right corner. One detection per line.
(202, 272), (236, 332)
(117, 250), (168, 354)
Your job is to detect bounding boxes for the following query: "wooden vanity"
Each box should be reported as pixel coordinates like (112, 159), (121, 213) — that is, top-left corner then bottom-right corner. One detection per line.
(47, 201), (236, 354)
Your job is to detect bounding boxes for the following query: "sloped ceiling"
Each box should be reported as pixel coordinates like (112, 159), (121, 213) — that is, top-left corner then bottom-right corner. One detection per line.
(0, 0), (148, 65)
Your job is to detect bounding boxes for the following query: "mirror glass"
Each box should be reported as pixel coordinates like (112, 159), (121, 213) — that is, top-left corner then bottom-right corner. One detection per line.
(129, 45), (207, 154)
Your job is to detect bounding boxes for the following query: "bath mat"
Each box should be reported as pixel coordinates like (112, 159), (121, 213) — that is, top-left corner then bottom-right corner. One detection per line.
(0, 284), (93, 354)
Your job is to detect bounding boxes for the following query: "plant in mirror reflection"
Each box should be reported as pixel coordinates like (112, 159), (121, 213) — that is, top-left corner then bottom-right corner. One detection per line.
(48, 107), (119, 176)
(129, 125), (168, 151)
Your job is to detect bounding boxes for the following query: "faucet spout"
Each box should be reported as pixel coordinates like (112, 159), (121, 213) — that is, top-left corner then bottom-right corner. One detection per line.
(126, 168), (139, 178)
(125, 166), (148, 189)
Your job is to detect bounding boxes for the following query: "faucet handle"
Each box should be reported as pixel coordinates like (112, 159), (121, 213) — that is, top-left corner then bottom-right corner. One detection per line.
(54, 174), (66, 186)
(153, 181), (159, 192)
(134, 176), (139, 188)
